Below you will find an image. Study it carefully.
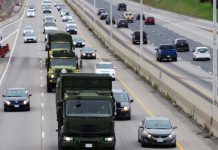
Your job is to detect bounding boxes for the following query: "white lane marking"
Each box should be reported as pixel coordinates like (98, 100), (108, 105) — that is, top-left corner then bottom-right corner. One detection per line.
(42, 116), (44, 121)
(0, 30), (18, 43)
(41, 103), (44, 108)
(0, 16), (22, 30)
(41, 92), (44, 96)
(40, 76), (43, 80)
(41, 70), (43, 74)
(41, 84), (43, 87)
(208, 71), (212, 74)
(42, 132), (45, 138)
(197, 66), (202, 69)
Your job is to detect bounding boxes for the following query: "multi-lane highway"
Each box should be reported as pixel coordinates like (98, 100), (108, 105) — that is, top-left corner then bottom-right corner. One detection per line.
(0, 0), (218, 150)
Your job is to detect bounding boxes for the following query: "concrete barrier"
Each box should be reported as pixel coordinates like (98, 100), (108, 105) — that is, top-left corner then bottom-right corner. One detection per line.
(65, 0), (218, 137)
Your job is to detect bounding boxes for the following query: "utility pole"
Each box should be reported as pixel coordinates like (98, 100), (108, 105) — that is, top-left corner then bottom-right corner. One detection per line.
(139, 0), (143, 69)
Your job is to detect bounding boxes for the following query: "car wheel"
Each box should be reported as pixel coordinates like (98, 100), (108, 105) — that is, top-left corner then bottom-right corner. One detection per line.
(174, 58), (177, 62)
(208, 58), (210, 61)
(141, 138), (147, 147)
(159, 57), (162, 62)
(4, 107), (7, 112)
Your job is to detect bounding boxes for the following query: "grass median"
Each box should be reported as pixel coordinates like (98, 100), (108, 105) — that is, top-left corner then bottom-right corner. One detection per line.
(132, 0), (218, 20)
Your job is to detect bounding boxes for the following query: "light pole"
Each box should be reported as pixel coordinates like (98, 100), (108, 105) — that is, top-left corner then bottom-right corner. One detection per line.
(212, 0), (217, 126)
(93, 0), (96, 24)
(110, 0), (113, 41)
(139, 0), (143, 69)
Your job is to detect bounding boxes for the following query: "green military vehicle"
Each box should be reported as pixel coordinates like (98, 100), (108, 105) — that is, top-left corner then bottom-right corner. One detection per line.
(56, 73), (116, 150)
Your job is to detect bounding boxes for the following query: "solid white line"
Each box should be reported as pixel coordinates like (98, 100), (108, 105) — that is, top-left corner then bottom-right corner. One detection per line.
(40, 76), (43, 80)
(42, 116), (44, 121)
(41, 103), (44, 108)
(41, 84), (43, 87)
(41, 70), (43, 74)
(1, 30), (18, 43)
(41, 92), (44, 96)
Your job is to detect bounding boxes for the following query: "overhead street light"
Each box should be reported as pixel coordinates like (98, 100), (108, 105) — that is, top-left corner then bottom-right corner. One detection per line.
(110, 0), (113, 41)
(139, 0), (143, 69)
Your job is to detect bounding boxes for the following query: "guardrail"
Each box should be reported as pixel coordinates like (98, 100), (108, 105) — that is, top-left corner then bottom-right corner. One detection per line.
(65, 0), (218, 137)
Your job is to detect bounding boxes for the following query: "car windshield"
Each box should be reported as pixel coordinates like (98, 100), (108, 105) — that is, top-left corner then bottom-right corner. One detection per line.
(119, 20), (126, 23)
(160, 45), (174, 50)
(45, 22), (56, 26)
(67, 25), (76, 29)
(46, 17), (54, 20)
(82, 47), (94, 51)
(113, 92), (128, 102)
(177, 39), (187, 43)
(28, 9), (34, 12)
(6, 90), (27, 97)
(51, 42), (71, 49)
(66, 100), (112, 117)
(145, 119), (172, 129)
(198, 48), (208, 53)
(74, 37), (84, 41)
(25, 32), (35, 36)
(96, 63), (113, 69)
(51, 59), (76, 66)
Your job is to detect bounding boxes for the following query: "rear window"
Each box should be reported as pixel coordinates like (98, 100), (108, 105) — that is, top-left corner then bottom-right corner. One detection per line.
(160, 45), (174, 50)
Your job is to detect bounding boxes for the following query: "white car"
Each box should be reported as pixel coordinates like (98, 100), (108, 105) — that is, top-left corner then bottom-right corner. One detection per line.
(43, 15), (56, 23)
(23, 26), (34, 36)
(62, 13), (72, 22)
(27, 9), (35, 17)
(95, 62), (116, 80)
(44, 26), (59, 41)
(24, 32), (37, 43)
(66, 19), (77, 27)
(193, 47), (211, 61)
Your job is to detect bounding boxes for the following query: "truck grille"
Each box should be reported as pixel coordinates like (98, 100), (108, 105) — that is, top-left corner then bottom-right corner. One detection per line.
(80, 125), (100, 132)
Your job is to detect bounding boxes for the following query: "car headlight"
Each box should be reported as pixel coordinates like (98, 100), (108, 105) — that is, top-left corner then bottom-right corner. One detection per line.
(123, 106), (129, 111)
(63, 136), (73, 141)
(23, 99), (30, 105)
(168, 131), (175, 138)
(82, 42), (85, 45)
(73, 42), (76, 45)
(82, 53), (86, 56)
(92, 53), (96, 56)
(142, 130), (151, 138)
(66, 29), (70, 31)
(4, 100), (11, 105)
(74, 29), (77, 31)
(105, 137), (114, 142)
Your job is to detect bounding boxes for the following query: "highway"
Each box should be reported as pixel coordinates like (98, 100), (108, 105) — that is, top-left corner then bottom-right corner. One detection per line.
(0, 0), (217, 150)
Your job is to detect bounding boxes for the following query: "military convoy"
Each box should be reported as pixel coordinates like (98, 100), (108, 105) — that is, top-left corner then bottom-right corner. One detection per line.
(56, 73), (116, 150)
(45, 31), (82, 92)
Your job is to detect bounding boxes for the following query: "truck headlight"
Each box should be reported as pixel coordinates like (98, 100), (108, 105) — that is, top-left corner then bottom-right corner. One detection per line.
(63, 136), (73, 141)
(49, 74), (55, 78)
(105, 137), (114, 142)
(123, 106), (129, 111)
(23, 99), (30, 105)
(4, 100), (11, 105)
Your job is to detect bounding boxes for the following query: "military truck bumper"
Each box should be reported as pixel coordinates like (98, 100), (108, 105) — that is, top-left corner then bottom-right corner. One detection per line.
(61, 136), (115, 149)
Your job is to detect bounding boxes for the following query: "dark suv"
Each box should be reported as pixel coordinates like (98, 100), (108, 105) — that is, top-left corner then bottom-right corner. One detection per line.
(112, 89), (133, 120)
(156, 44), (177, 62)
(117, 19), (128, 28)
(173, 38), (189, 52)
(117, 3), (126, 11)
(132, 31), (147, 44)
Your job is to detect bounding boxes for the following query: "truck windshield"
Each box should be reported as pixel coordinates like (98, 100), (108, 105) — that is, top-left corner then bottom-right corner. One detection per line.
(51, 42), (71, 49)
(66, 100), (112, 117)
(51, 59), (76, 66)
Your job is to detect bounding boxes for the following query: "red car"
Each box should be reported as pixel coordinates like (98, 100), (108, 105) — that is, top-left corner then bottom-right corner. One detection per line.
(145, 16), (155, 25)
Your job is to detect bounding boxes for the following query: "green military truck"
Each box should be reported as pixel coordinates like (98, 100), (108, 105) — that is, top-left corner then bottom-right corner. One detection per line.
(56, 73), (116, 150)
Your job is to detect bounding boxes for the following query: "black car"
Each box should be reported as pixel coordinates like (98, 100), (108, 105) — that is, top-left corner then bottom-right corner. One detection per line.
(66, 25), (77, 34)
(100, 13), (108, 20)
(138, 117), (177, 147)
(3, 88), (32, 111)
(132, 31), (147, 44)
(136, 13), (145, 20)
(97, 8), (105, 15)
(105, 15), (116, 24)
(112, 89), (133, 120)
(73, 36), (85, 47)
(43, 6), (51, 13)
(57, 4), (65, 11)
(117, 3), (126, 11)
(117, 19), (128, 28)
(173, 38), (189, 52)
(80, 47), (97, 59)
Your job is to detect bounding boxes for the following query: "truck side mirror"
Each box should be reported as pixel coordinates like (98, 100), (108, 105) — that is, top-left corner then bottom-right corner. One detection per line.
(2, 95), (5, 97)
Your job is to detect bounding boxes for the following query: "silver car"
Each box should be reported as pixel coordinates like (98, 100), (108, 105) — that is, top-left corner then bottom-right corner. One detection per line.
(138, 117), (177, 147)
(23, 26), (34, 36)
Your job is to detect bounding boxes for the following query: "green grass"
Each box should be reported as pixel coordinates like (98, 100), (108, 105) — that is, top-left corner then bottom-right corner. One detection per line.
(132, 0), (217, 20)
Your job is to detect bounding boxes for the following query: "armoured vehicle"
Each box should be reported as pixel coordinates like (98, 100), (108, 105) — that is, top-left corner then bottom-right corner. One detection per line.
(56, 73), (116, 150)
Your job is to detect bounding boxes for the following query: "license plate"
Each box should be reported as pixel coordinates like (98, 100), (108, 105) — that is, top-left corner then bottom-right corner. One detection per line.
(157, 138), (163, 142)
(85, 144), (93, 148)
(14, 105), (19, 108)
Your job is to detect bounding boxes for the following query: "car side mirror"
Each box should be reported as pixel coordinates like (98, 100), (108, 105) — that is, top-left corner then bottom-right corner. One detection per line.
(29, 94), (32, 97)
(173, 126), (177, 129)
(80, 50), (82, 52)
(139, 123), (143, 128)
(155, 48), (158, 50)
(192, 49), (195, 52)
(130, 99), (134, 103)
(2, 95), (5, 97)
(95, 50), (97, 52)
